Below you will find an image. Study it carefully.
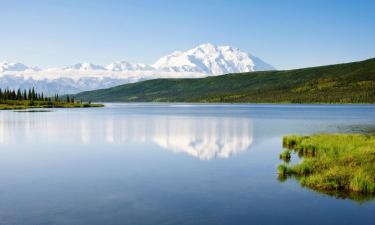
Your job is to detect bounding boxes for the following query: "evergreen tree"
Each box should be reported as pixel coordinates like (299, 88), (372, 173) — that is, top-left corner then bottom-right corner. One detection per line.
(31, 88), (35, 100)
(17, 89), (22, 100)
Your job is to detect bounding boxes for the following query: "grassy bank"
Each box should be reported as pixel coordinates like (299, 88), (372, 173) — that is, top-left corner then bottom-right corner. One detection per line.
(0, 100), (103, 110)
(278, 134), (375, 196)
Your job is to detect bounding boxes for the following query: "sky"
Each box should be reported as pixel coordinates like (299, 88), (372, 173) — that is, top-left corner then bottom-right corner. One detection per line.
(0, 0), (374, 69)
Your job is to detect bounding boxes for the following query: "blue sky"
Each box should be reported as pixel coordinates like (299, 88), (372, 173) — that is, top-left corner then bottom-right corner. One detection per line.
(0, 0), (374, 69)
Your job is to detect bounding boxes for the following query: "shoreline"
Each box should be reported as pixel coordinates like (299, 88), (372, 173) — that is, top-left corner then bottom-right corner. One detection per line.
(0, 103), (104, 110)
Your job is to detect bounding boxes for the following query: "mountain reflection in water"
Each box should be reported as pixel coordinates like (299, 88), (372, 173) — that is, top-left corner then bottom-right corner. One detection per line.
(0, 113), (253, 160)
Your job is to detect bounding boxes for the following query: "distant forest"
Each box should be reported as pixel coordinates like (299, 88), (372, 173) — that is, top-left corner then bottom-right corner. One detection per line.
(0, 88), (76, 103)
(0, 88), (100, 110)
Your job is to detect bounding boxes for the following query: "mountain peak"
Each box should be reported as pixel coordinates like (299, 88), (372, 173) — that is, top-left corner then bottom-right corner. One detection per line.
(105, 61), (153, 72)
(63, 62), (106, 71)
(0, 61), (40, 72)
(153, 43), (274, 74)
(195, 43), (217, 49)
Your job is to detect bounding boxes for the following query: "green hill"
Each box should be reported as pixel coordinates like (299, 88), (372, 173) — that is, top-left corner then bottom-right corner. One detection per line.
(74, 58), (375, 103)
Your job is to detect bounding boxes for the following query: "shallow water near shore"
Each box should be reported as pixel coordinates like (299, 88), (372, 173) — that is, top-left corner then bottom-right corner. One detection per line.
(0, 104), (374, 225)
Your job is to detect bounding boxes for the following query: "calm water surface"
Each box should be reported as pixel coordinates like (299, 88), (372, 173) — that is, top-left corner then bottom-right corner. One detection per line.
(0, 104), (374, 225)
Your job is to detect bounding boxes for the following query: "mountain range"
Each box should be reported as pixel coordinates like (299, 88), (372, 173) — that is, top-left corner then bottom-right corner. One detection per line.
(73, 58), (375, 104)
(0, 43), (274, 95)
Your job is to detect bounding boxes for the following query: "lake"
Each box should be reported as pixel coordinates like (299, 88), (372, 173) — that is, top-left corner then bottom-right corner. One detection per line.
(0, 104), (374, 225)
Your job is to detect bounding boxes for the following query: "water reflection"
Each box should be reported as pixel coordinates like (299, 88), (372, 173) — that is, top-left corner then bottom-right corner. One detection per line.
(152, 117), (253, 159)
(0, 112), (253, 160)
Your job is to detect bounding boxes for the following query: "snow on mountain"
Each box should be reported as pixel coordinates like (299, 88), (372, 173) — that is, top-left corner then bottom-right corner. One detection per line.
(105, 61), (154, 71)
(0, 43), (274, 95)
(153, 43), (274, 74)
(0, 61), (40, 72)
(62, 62), (106, 71)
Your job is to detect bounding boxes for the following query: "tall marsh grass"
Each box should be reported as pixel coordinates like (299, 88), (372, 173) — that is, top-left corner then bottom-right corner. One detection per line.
(278, 134), (375, 194)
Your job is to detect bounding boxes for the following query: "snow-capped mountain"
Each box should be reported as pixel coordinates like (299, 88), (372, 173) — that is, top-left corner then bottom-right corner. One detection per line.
(153, 43), (274, 74)
(0, 61), (40, 72)
(105, 61), (153, 71)
(0, 43), (274, 95)
(62, 63), (106, 71)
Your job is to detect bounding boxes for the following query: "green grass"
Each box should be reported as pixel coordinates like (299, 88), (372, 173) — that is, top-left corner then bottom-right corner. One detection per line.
(278, 134), (375, 198)
(0, 100), (103, 110)
(279, 150), (291, 162)
(74, 58), (375, 103)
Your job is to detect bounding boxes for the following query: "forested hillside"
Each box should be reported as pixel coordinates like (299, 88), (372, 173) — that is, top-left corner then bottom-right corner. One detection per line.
(74, 58), (375, 103)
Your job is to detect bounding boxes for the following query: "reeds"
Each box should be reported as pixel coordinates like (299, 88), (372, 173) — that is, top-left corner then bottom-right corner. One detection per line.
(278, 134), (375, 194)
(279, 150), (291, 162)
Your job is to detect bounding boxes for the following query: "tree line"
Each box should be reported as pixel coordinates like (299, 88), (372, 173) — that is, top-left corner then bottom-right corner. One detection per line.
(0, 88), (75, 103)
